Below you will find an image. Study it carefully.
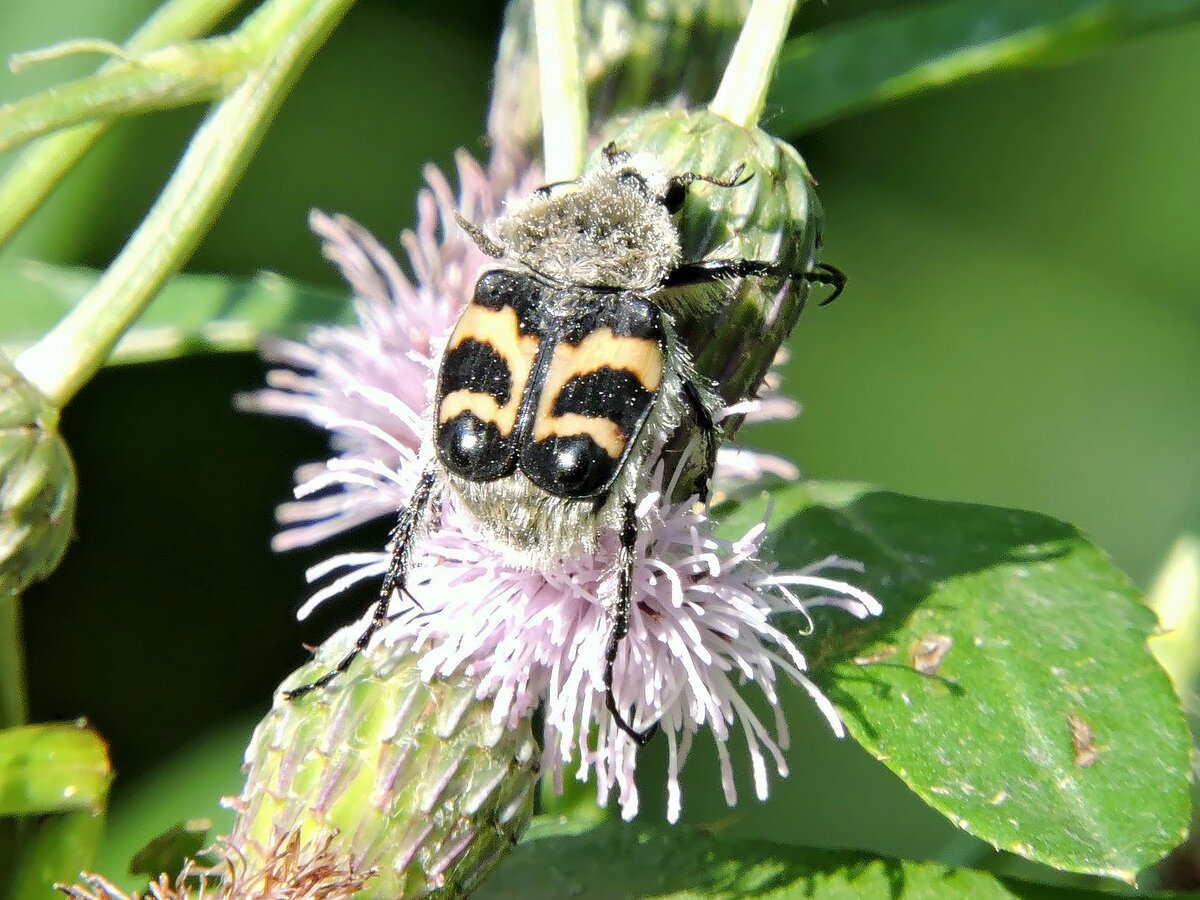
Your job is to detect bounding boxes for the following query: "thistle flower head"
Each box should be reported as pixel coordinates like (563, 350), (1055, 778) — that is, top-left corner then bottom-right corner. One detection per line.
(245, 153), (535, 551)
(0, 352), (76, 598)
(318, 482), (878, 823)
(246, 132), (879, 824)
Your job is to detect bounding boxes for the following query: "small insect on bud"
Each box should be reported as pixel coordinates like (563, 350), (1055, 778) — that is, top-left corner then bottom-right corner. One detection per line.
(227, 631), (540, 898)
(0, 353), (76, 598)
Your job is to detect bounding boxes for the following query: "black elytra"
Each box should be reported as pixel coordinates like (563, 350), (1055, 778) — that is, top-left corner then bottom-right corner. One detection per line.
(436, 268), (666, 500)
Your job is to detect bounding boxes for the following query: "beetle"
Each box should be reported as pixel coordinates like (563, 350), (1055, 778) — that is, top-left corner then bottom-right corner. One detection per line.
(287, 144), (844, 745)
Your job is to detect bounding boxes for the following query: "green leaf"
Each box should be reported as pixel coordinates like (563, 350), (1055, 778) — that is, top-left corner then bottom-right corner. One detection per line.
(0, 723), (111, 817)
(771, 0), (1200, 134)
(9, 807), (106, 899)
(722, 483), (1191, 882)
(481, 818), (1105, 899)
(0, 261), (350, 365)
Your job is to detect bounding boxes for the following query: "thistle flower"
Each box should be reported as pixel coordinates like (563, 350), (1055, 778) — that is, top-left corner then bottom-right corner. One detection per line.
(244, 144), (880, 823)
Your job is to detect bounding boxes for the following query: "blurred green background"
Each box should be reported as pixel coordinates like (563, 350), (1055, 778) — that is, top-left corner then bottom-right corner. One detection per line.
(2, 0), (1197, 889)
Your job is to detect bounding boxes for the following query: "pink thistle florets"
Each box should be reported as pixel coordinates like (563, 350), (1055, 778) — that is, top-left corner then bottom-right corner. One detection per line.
(246, 151), (881, 822)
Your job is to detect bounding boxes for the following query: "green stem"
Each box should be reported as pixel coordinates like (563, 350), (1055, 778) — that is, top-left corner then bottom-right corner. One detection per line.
(1148, 532), (1200, 692)
(709, 0), (799, 128)
(9, 38), (133, 72)
(0, 0), (246, 249)
(0, 37), (257, 155)
(533, 0), (587, 181)
(13, 0), (356, 408)
(0, 592), (28, 729)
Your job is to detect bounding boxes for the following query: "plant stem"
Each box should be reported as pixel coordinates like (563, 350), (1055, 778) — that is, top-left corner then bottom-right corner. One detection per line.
(9, 38), (133, 72)
(0, 592), (28, 729)
(1148, 532), (1200, 692)
(0, 591), (22, 891)
(13, 0), (355, 408)
(0, 0), (245, 249)
(533, 0), (587, 182)
(709, 0), (799, 128)
(0, 37), (257, 155)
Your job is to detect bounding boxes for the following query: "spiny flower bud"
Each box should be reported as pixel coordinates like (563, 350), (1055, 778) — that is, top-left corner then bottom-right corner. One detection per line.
(490, 0), (753, 160)
(596, 106), (825, 499)
(58, 831), (370, 899)
(600, 106), (823, 414)
(226, 631), (540, 898)
(0, 352), (76, 598)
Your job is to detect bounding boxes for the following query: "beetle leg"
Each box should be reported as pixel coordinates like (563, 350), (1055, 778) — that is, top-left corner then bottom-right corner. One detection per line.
(285, 467), (437, 700)
(805, 262), (847, 305)
(604, 500), (659, 746)
(665, 258), (846, 305)
(681, 380), (717, 503)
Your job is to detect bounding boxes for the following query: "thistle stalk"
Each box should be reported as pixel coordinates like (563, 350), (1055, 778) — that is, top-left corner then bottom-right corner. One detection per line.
(13, 0), (354, 408)
(0, 593), (26, 729)
(709, 0), (799, 128)
(533, 0), (587, 181)
(0, 0), (245, 249)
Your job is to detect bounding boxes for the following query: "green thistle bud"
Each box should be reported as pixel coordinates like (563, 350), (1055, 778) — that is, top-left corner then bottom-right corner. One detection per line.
(594, 107), (824, 498)
(227, 634), (540, 898)
(0, 352), (76, 598)
(490, 0), (753, 156)
(600, 106), (822, 409)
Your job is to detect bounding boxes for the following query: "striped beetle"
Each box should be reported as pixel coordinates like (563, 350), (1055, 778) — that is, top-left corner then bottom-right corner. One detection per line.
(288, 144), (844, 744)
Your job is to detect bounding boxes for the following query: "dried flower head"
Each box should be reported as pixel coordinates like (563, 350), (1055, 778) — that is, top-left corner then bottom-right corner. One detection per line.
(57, 832), (371, 900)
(245, 148), (879, 822)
